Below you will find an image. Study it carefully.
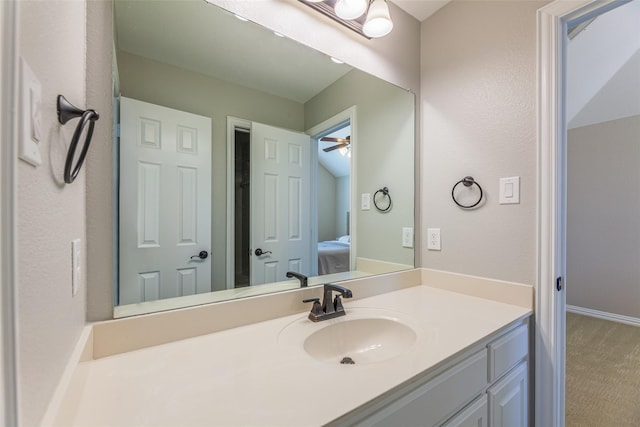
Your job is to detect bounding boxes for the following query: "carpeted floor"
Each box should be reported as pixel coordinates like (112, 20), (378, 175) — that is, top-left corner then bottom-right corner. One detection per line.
(566, 312), (640, 426)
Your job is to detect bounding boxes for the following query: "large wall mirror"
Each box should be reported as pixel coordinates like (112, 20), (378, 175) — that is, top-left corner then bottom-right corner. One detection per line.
(113, 0), (415, 318)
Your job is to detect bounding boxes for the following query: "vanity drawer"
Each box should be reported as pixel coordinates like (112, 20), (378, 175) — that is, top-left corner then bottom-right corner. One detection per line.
(367, 349), (488, 427)
(487, 324), (528, 382)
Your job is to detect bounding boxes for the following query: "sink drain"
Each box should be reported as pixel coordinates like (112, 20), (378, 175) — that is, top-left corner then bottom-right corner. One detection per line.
(340, 356), (355, 365)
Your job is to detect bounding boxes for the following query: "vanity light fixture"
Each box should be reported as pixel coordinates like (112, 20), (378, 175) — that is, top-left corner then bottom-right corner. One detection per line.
(334, 0), (368, 20)
(363, 0), (393, 38)
(299, 0), (393, 39)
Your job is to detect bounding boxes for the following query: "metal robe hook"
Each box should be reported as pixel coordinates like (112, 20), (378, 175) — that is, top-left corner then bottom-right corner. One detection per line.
(57, 95), (100, 184)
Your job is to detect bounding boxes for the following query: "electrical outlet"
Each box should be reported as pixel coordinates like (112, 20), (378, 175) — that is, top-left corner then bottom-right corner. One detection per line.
(427, 228), (441, 251)
(402, 227), (414, 248)
(72, 239), (81, 296)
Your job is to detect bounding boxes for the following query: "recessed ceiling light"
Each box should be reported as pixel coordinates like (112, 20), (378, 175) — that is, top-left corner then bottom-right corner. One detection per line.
(234, 14), (249, 22)
(273, 31), (285, 38)
(330, 57), (344, 64)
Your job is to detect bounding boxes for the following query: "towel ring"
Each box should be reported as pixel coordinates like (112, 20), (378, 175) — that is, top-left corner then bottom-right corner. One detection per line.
(451, 176), (483, 209)
(57, 95), (100, 184)
(373, 187), (392, 212)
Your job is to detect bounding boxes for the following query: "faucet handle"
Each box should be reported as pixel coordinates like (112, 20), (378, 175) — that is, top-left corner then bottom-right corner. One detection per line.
(334, 295), (345, 312)
(303, 298), (323, 319)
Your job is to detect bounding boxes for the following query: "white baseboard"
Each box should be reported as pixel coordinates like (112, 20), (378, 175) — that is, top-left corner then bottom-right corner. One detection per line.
(567, 305), (640, 327)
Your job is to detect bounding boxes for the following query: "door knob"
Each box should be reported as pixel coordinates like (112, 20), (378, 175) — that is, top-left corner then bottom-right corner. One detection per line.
(190, 250), (209, 260)
(254, 248), (272, 256)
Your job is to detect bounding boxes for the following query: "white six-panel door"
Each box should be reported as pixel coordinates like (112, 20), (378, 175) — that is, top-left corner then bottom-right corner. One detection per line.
(119, 97), (212, 305)
(250, 122), (311, 285)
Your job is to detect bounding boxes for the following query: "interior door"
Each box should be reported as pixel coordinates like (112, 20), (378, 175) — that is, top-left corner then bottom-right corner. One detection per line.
(119, 97), (212, 304)
(250, 122), (311, 285)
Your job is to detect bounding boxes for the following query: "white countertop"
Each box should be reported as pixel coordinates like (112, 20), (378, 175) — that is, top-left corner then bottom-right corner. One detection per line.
(64, 284), (531, 426)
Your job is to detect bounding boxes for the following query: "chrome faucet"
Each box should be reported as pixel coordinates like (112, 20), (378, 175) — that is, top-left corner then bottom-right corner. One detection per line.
(303, 283), (353, 322)
(286, 271), (308, 287)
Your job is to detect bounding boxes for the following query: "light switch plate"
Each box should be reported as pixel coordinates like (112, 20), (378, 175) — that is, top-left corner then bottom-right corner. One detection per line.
(499, 176), (520, 204)
(361, 193), (371, 210)
(19, 58), (42, 166)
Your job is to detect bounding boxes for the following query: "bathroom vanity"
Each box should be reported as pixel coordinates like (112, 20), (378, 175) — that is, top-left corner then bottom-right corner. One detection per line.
(335, 316), (529, 427)
(44, 269), (532, 426)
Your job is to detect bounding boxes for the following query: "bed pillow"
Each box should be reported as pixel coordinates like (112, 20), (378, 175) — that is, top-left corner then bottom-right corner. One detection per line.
(337, 235), (350, 244)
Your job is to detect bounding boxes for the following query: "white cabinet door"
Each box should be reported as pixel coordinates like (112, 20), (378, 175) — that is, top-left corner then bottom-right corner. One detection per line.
(441, 395), (487, 427)
(488, 362), (528, 427)
(363, 350), (487, 427)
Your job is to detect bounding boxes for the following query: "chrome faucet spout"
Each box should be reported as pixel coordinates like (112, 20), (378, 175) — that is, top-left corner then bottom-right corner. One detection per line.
(286, 271), (308, 287)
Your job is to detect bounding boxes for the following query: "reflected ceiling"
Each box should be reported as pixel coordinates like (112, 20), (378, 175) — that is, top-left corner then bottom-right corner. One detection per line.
(115, 0), (351, 103)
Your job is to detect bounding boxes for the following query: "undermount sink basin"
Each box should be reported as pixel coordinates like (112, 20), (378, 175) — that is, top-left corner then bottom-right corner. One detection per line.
(304, 318), (417, 364)
(278, 308), (418, 365)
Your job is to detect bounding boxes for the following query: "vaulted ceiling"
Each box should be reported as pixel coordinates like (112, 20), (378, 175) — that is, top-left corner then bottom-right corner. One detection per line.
(392, 0), (451, 21)
(568, 0), (640, 129)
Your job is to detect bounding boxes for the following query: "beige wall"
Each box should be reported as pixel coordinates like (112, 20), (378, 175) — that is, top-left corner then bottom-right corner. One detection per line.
(116, 51), (305, 291)
(567, 115), (640, 317)
(420, 1), (546, 285)
(86, 0), (114, 322)
(17, 1), (88, 425)
(317, 164), (337, 242)
(305, 70), (415, 266)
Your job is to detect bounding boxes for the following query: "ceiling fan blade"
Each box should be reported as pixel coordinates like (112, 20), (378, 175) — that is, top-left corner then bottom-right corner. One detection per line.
(323, 143), (348, 152)
(320, 136), (350, 143)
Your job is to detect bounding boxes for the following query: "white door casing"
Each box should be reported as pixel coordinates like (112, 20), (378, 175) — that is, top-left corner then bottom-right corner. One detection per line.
(537, 1), (625, 426)
(250, 122), (311, 285)
(119, 97), (212, 304)
(306, 106), (357, 274)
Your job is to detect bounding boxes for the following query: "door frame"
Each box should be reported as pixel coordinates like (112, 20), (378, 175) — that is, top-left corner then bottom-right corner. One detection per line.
(0, 0), (18, 424)
(536, 1), (629, 425)
(306, 106), (357, 273)
(225, 109), (356, 287)
(225, 117), (252, 289)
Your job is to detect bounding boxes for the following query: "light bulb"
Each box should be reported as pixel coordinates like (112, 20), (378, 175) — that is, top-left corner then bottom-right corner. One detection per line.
(339, 147), (348, 156)
(334, 0), (367, 20)
(363, 0), (393, 38)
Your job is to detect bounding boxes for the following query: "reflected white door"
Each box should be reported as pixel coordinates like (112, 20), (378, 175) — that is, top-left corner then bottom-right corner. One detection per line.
(250, 122), (311, 285)
(119, 97), (211, 304)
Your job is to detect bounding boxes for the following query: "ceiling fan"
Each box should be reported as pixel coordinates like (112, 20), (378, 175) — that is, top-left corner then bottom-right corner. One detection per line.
(321, 136), (350, 152)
